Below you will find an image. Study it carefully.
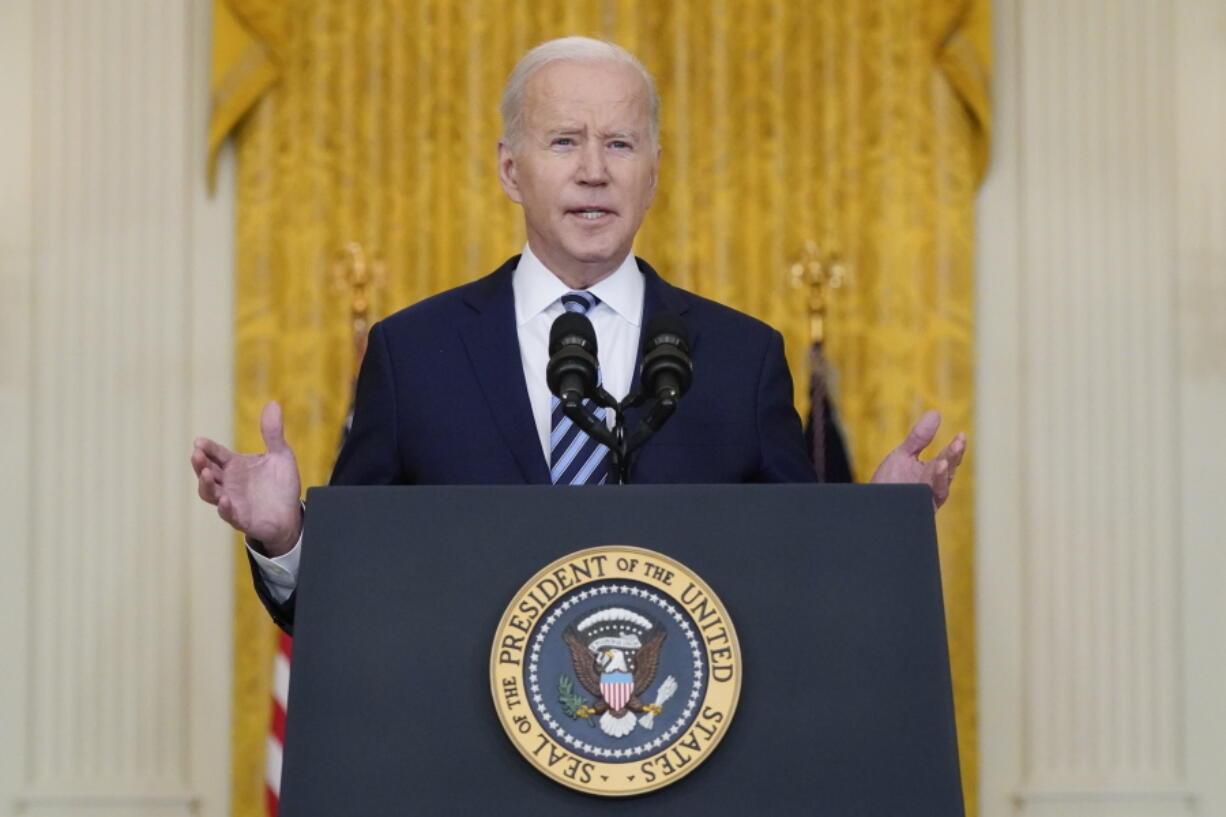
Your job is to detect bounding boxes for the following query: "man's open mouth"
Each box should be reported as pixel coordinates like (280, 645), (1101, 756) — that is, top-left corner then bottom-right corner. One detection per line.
(570, 208), (614, 221)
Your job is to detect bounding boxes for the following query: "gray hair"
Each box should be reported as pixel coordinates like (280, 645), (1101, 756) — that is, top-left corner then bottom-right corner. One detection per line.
(499, 37), (660, 149)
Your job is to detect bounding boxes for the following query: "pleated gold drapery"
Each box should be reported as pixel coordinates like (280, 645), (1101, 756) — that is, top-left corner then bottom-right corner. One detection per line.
(209, 2), (989, 815)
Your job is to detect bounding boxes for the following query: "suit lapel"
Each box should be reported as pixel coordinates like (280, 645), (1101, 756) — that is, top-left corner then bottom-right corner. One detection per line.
(458, 257), (551, 484)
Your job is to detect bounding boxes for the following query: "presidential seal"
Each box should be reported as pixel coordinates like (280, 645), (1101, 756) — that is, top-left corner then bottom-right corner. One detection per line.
(490, 546), (741, 796)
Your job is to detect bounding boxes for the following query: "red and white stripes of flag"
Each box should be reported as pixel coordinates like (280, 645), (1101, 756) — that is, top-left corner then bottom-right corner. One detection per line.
(265, 631), (292, 815)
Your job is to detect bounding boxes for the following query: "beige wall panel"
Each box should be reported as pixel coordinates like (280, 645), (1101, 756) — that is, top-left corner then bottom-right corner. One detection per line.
(1174, 2), (1226, 815)
(0, 0), (35, 808)
(0, 1), (234, 815)
(978, 0), (1225, 815)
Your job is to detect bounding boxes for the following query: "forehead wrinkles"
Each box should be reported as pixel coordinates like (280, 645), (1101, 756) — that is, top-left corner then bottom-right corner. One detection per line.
(523, 64), (650, 134)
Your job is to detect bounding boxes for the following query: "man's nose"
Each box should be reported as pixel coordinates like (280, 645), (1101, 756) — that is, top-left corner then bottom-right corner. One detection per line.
(575, 141), (609, 185)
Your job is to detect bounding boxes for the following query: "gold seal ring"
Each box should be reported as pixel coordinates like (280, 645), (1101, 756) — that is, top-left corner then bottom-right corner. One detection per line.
(490, 546), (742, 796)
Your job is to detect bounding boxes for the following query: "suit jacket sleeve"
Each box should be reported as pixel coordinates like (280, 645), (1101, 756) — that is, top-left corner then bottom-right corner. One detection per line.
(753, 329), (820, 483)
(331, 320), (407, 486)
(249, 320), (408, 633)
(248, 545), (298, 634)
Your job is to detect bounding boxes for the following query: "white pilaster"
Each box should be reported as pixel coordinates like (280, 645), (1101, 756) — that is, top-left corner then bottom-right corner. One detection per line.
(1173, 2), (1226, 816)
(0, 0), (35, 808)
(0, 1), (234, 815)
(978, 0), (1225, 815)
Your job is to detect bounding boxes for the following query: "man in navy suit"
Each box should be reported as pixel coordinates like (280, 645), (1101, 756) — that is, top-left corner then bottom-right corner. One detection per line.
(191, 38), (965, 627)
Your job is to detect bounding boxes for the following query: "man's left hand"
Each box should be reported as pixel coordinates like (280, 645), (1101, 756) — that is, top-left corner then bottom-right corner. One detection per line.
(869, 410), (966, 510)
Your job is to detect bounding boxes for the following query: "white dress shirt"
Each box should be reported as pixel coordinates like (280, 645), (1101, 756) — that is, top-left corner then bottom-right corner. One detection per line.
(513, 243), (644, 454)
(249, 244), (645, 602)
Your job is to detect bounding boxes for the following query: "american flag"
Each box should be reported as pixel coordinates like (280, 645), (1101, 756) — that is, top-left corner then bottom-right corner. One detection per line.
(806, 340), (853, 483)
(264, 629), (292, 814)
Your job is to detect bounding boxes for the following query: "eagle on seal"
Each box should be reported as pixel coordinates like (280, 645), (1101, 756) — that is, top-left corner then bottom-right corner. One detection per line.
(562, 606), (668, 738)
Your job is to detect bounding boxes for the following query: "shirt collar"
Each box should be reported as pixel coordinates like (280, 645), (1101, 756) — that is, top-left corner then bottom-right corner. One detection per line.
(512, 243), (644, 326)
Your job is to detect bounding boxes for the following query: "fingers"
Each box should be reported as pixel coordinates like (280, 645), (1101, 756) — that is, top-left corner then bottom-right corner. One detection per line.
(930, 458), (952, 508)
(192, 444), (225, 505)
(194, 436), (233, 468)
(937, 431), (967, 471)
(217, 494), (236, 526)
(197, 464), (222, 506)
(898, 410), (941, 457)
(932, 432), (967, 510)
(260, 401), (289, 455)
(190, 446), (209, 478)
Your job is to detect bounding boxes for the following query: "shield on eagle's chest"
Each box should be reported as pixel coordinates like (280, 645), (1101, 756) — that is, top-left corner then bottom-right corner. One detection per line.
(600, 672), (634, 711)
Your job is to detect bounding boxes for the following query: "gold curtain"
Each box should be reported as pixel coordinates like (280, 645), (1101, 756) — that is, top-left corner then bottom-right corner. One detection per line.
(210, 2), (989, 815)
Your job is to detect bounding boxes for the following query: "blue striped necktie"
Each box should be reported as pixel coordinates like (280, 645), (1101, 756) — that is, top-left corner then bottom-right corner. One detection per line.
(550, 291), (610, 485)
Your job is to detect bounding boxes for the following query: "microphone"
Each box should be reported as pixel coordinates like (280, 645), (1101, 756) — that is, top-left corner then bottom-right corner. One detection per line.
(620, 313), (693, 463)
(640, 312), (693, 402)
(546, 310), (617, 457)
(546, 311), (599, 404)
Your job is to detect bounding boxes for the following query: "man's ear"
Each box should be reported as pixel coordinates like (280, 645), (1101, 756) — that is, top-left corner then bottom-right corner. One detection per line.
(646, 144), (662, 207)
(497, 139), (523, 204)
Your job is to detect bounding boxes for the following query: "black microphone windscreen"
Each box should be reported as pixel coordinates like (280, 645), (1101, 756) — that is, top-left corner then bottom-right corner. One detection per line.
(643, 312), (690, 352)
(549, 311), (598, 356)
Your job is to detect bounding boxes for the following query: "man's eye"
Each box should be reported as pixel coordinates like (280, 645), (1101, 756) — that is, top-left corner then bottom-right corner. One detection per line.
(609, 140), (632, 150)
(552, 137), (574, 147)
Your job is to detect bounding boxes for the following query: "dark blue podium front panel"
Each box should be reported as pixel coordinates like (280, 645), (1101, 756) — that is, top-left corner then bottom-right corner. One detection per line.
(280, 484), (962, 816)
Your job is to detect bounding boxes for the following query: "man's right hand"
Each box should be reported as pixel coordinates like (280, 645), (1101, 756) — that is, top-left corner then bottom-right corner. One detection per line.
(191, 401), (303, 556)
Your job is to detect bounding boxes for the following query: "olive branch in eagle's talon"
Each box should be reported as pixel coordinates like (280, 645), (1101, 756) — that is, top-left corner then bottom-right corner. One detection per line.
(557, 674), (592, 720)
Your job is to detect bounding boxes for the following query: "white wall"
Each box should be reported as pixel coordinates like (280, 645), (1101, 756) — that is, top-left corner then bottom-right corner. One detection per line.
(977, 1), (1226, 815)
(0, 1), (235, 815)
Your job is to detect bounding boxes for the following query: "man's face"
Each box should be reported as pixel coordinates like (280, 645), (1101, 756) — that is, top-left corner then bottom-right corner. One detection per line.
(498, 60), (659, 286)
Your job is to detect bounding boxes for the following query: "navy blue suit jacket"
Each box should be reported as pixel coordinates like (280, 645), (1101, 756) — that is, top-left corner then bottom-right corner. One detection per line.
(255, 256), (816, 630)
(333, 256), (816, 486)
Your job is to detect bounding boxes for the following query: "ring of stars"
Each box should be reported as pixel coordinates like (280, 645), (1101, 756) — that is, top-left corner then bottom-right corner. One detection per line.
(526, 582), (706, 761)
